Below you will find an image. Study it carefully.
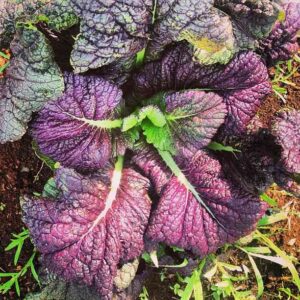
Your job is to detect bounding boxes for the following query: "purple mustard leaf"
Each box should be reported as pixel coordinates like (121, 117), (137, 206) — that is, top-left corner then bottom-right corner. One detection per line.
(259, 1), (300, 64)
(217, 131), (281, 195)
(274, 170), (300, 197)
(31, 73), (124, 171)
(164, 90), (227, 156)
(131, 144), (172, 195)
(22, 160), (151, 300)
(214, 0), (280, 50)
(147, 0), (236, 65)
(69, 0), (152, 73)
(272, 110), (300, 174)
(147, 0), (279, 65)
(146, 150), (267, 256)
(132, 44), (271, 136)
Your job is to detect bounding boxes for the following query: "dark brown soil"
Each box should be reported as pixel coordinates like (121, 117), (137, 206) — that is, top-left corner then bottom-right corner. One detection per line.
(257, 63), (300, 127)
(0, 134), (52, 299)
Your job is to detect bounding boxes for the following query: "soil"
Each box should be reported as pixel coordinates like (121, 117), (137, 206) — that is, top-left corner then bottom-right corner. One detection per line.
(0, 62), (299, 299)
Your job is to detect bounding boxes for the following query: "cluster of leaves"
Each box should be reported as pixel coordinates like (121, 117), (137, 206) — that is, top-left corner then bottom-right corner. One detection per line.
(1, 0), (299, 143)
(0, 0), (299, 299)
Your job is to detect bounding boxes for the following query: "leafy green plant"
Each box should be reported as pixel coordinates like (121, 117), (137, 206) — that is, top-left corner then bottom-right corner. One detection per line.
(0, 229), (40, 297)
(139, 286), (150, 300)
(171, 259), (206, 300)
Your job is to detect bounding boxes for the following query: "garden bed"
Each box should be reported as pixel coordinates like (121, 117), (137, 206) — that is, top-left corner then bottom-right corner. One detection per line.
(0, 59), (299, 299)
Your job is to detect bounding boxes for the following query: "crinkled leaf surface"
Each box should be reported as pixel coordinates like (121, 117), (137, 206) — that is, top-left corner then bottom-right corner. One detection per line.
(147, 0), (279, 65)
(164, 90), (227, 156)
(0, 0), (41, 47)
(258, 1), (300, 64)
(0, 27), (64, 143)
(214, 0), (280, 49)
(139, 90), (226, 156)
(132, 145), (172, 195)
(272, 110), (300, 174)
(22, 165), (151, 299)
(0, 0), (151, 73)
(147, 0), (235, 64)
(146, 150), (267, 256)
(69, 0), (152, 73)
(133, 44), (271, 135)
(32, 73), (123, 171)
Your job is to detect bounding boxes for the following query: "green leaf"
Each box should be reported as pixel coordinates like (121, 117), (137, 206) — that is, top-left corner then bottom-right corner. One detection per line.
(242, 246), (271, 255)
(259, 193), (278, 207)
(135, 48), (146, 67)
(141, 252), (151, 264)
(207, 142), (241, 153)
(247, 254), (264, 298)
(258, 211), (287, 226)
(141, 119), (175, 154)
(0, 27), (64, 143)
(122, 114), (139, 132)
(139, 105), (166, 127)
(160, 258), (189, 268)
(30, 258), (40, 285)
(14, 242), (24, 266)
(14, 279), (20, 296)
(42, 177), (60, 199)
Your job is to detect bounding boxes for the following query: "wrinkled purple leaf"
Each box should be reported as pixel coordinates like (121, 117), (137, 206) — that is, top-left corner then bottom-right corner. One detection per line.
(146, 150), (267, 256)
(147, 0), (279, 65)
(164, 90), (227, 156)
(133, 44), (271, 135)
(272, 110), (300, 174)
(22, 165), (151, 299)
(69, 0), (152, 73)
(214, 0), (279, 49)
(31, 73), (123, 171)
(259, 1), (300, 64)
(132, 145), (172, 195)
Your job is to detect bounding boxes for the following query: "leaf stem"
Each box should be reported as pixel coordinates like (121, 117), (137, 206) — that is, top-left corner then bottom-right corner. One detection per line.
(157, 150), (226, 230)
(114, 155), (124, 172)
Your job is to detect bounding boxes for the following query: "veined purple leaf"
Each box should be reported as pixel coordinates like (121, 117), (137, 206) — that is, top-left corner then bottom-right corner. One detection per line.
(259, 1), (300, 64)
(272, 110), (300, 174)
(146, 150), (267, 256)
(214, 0), (280, 49)
(147, 0), (235, 64)
(132, 144), (172, 195)
(133, 44), (271, 135)
(69, 0), (152, 73)
(147, 0), (279, 65)
(164, 90), (227, 156)
(31, 73), (124, 171)
(0, 27), (64, 143)
(22, 159), (151, 299)
(138, 90), (226, 156)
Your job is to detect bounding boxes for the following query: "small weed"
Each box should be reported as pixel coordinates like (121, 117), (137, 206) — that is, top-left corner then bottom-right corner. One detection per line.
(139, 286), (150, 300)
(0, 229), (40, 297)
(271, 53), (300, 103)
